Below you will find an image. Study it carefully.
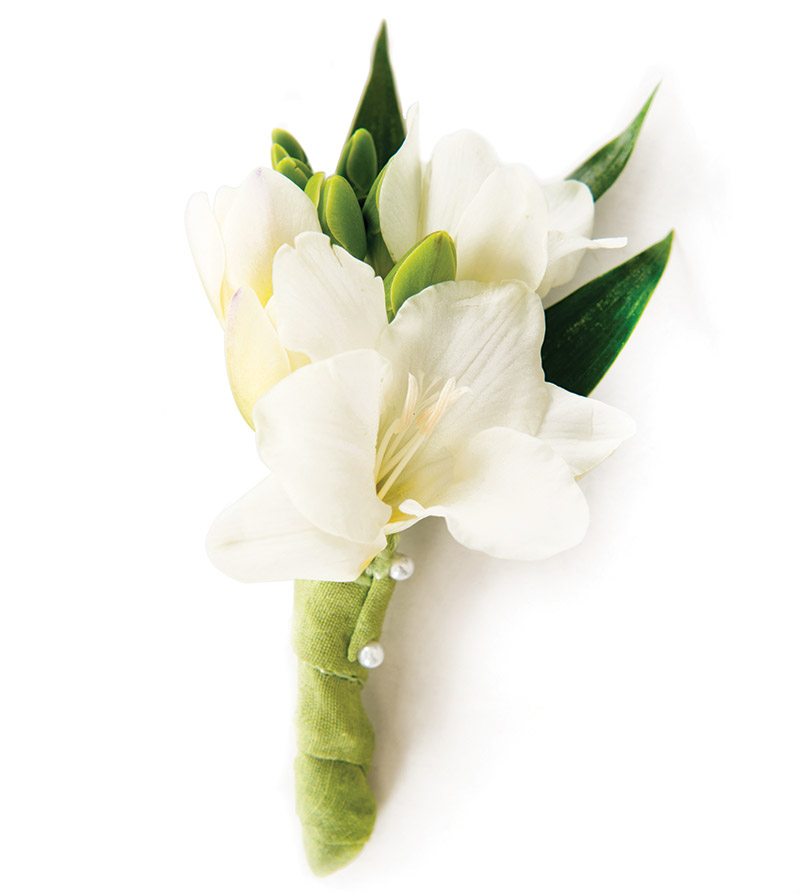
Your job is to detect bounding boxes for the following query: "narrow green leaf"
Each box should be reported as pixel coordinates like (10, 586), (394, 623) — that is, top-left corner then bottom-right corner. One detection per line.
(541, 231), (674, 396)
(567, 86), (658, 200)
(348, 22), (405, 171)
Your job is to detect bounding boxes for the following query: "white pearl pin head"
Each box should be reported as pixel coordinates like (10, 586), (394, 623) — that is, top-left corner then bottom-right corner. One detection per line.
(388, 553), (415, 581)
(357, 641), (385, 669)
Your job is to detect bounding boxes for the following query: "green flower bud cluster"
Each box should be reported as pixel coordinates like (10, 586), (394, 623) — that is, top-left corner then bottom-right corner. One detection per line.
(270, 121), (459, 308)
(270, 127), (380, 261)
(271, 128), (313, 189)
(336, 129), (377, 200)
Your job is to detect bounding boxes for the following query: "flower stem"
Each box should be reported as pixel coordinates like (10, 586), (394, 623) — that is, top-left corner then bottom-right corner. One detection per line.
(293, 549), (397, 875)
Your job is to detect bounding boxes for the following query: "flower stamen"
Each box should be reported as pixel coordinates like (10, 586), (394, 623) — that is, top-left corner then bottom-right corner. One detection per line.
(375, 374), (468, 503)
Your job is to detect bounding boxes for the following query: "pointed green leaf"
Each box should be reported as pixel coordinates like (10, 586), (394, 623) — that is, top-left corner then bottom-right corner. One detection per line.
(348, 22), (405, 171)
(383, 231), (457, 322)
(541, 231), (673, 396)
(567, 87), (658, 200)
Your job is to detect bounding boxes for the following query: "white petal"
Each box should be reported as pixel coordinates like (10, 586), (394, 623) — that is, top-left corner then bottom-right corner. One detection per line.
(455, 164), (549, 290)
(535, 383), (636, 477)
(254, 350), (392, 544)
(269, 232), (387, 362)
(379, 104), (423, 261)
(185, 192), (225, 324)
(224, 287), (291, 429)
(401, 427), (590, 561)
(421, 129), (499, 238)
(539, 180), (625, 296)
(379, 279), (549, 448)
(212, 184), (237, 221)
(539, 232), (627, 297)
(547, 233), (628, 264)
(207, 475), (384, 583)
(216, 167), (321, 316)
(544, 180), (595, 238)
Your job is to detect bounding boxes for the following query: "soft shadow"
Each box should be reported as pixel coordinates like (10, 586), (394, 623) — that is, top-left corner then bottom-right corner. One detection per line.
(363, 81), (713, 813)
(361, 519), (497, 805)
(545, 81), (713, 316)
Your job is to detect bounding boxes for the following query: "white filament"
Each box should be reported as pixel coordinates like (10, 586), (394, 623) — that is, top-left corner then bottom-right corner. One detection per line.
(375, 373), (468, 502)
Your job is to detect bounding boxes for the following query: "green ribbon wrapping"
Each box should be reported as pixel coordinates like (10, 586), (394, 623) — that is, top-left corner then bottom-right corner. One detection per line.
(293, 567), (397, 875)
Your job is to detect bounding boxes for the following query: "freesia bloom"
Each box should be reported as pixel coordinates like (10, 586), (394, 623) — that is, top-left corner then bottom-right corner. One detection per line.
(206, 232), (635, 583)
(378, 106), (625, 298)
(186, 166), (321, 323)
(185, 167), (322, 426)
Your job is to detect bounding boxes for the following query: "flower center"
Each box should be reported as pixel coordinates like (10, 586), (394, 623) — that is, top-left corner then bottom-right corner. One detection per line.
(374, 373), (468, 503)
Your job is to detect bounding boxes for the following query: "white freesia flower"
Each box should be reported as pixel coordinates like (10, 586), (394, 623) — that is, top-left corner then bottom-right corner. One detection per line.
(378, 106), (626, 297)
(185, 167), (322, 426)
(206, 232), (635, 583)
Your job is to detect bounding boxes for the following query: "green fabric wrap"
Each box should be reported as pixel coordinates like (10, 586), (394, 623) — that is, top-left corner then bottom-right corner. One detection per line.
(293, 573), (396, 875)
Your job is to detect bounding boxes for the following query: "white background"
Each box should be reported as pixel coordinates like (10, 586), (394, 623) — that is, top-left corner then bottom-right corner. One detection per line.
(2, 1), (798, 891)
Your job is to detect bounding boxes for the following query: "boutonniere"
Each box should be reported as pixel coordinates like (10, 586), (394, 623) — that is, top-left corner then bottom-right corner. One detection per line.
(186, 23), (672, 875)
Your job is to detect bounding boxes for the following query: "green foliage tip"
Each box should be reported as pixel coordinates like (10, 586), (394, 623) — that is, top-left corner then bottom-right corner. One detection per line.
(348, 22), (406, 171)
(568, 85), (659, 200)
(541, 230), (674, 396)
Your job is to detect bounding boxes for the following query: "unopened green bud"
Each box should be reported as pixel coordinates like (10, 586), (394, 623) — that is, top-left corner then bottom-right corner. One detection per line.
(336, 128), (378, 200)
(367, 231), (393, 279)
(271, 128), (309, 165)
(304, 171), (326, 209)
(276, 156), (311, 190)
(360, 165), (392, 275)
(319, 175), (367, 260)
(363, 164), (387, 235)
(383, 231), (457, 320)
(271, 143), (289, 170)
